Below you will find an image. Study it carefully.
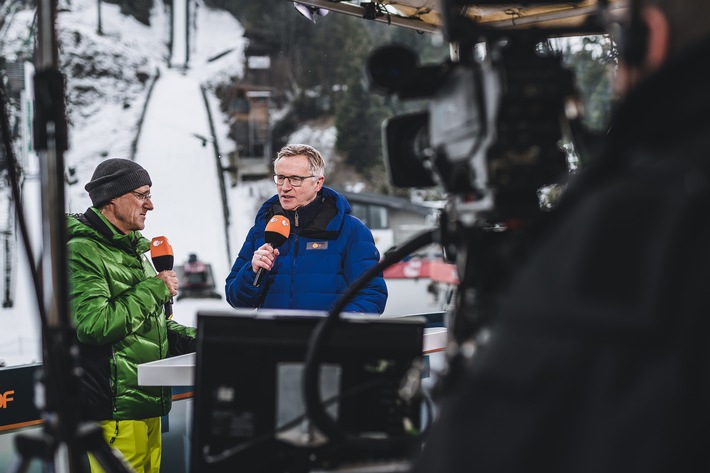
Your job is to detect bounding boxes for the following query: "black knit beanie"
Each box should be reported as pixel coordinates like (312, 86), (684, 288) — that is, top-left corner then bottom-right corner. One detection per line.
(85, 158), (152, 207)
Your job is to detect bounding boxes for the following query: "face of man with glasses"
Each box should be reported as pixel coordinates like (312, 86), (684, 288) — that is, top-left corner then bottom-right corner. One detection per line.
(273, 154), (323, 211)
(103, 184), (154, 234)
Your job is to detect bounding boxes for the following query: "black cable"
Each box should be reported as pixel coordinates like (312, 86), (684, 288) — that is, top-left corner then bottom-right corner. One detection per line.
(202, 365), (438, 465)
(203, 376), (419, 464)
(303, 227), (441, 451)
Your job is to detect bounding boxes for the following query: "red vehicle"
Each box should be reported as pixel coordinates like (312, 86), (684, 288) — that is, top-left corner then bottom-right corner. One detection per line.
(176, 254), (221, 300)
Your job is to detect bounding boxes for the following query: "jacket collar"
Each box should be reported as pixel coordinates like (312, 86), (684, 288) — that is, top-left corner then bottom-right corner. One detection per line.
(259, 187), (348, 239)
(73, 207), (150, 254)
(285, 193), (324, 228)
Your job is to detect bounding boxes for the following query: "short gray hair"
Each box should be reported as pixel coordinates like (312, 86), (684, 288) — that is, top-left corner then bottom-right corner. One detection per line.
(275, 144), (325, 177)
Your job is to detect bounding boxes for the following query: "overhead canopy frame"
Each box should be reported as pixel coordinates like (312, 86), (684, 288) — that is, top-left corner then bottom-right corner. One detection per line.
(289, 0), (629, 33)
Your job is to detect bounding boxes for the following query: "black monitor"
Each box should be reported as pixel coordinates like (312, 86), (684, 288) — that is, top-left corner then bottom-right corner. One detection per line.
(190, 309), (425, 473)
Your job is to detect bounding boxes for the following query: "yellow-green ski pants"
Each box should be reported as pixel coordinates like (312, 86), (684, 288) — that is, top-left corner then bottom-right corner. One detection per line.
(88, 417), (162, 473)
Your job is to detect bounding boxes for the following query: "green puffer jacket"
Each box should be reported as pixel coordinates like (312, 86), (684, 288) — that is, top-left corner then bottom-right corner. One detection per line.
(67, 208), (196, 421)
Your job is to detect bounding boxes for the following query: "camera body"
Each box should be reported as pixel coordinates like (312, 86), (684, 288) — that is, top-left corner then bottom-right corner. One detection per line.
(367, 1), (603, 346)
(372, 29), (578, 223)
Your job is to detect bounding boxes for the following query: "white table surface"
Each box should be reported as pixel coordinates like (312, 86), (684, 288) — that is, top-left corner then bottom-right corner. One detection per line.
(138, 327), (447, 386)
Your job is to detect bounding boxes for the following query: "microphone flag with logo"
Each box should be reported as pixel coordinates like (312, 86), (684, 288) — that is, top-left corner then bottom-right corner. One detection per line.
(151, 236), (175, 318)
(253, 214), (291, 287)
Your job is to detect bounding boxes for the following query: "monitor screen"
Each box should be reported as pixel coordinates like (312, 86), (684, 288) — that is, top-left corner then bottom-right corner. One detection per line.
(190, 309), (425, 473)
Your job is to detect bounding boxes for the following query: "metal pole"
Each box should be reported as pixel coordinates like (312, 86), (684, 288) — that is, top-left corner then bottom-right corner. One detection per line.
(97, 0), (103, 35)
(34, 0), (82, 469)
(184, 0), (190, 67)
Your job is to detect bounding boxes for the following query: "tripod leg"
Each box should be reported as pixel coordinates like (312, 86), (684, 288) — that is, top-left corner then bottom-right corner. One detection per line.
(7, 431), (57, 473)
(6, 455), (35, 473)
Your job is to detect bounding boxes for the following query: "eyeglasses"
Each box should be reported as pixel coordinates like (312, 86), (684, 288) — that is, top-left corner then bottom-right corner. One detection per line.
(273, 175), (317, 187)
(131, 191), (152, 201)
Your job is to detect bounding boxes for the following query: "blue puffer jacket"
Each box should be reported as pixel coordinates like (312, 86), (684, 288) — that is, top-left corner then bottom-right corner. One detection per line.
(225, 187), (387, 314)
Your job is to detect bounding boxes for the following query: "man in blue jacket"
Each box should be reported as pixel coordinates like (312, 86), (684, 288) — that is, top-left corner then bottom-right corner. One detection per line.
(226, 144), (387, 314)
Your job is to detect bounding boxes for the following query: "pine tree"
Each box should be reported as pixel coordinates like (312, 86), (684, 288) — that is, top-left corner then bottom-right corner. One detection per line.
(335, 75), (383, 171)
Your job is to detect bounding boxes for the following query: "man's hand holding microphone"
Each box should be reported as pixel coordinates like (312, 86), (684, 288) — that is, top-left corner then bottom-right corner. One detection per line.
(253, 213), (291, 287)
(252, 244), (279, 273)
(155, 270), (179, 297)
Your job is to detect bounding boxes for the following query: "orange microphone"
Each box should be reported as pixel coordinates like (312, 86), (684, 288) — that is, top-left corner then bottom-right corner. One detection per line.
(151, 236), (175, 318)
(253, 214), (291, 287)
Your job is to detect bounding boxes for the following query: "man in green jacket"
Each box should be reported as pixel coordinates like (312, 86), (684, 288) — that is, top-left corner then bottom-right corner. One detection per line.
(67, 158), (196, 473)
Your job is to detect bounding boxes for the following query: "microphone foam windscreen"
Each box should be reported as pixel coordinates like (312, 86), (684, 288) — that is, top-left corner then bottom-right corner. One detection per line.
(151, 236), (174, 272)
(264, 215), (290, 248)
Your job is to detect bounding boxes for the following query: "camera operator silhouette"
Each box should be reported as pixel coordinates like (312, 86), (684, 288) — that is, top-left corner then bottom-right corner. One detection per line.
(412, 1), (710, 472)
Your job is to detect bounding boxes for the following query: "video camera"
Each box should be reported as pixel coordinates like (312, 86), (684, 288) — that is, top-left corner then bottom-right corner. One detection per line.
(366, 0), (609, 351)
(368, 1), (599, 224)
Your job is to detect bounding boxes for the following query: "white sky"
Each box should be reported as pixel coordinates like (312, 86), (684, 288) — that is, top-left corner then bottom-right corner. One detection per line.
(0, 0), (444, 367)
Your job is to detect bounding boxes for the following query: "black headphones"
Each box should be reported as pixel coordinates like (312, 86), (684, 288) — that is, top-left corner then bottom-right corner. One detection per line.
(620, 0), (650, 66)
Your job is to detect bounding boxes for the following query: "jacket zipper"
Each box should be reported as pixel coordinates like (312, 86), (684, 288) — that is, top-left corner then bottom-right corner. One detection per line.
(291, 211), (299, 306)
(111, 345), (118, 415)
